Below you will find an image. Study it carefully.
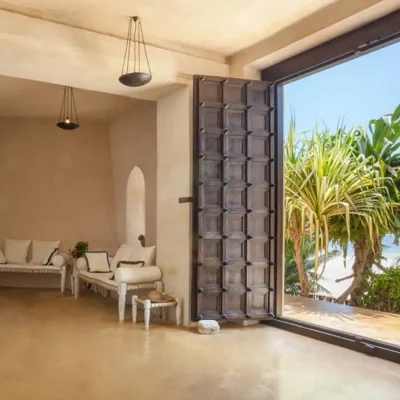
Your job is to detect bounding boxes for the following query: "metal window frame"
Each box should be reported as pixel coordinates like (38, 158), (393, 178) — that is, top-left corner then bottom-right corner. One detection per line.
(262, 9), (400, 84)
(262, 9), (400, 364)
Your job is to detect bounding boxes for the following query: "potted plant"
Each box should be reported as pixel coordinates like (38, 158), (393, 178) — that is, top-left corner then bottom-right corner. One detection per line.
(69, 241), (89, 259)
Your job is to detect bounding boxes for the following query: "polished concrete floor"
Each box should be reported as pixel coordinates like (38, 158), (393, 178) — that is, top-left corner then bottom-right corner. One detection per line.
(1, 288), (400, 400)
(284, 294), (400, 346)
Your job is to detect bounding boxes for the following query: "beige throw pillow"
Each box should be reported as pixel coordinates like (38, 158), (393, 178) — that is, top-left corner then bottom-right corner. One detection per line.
(110, 244), (133, 272)
(129, 245), (156, 266)
(85, 252), (110, 273)
(0, 249), (6, 264)
(30, 240), (61, 265)
(4, 238), (31, 264)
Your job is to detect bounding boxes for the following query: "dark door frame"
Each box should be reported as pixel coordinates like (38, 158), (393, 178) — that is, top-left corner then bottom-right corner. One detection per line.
(192, 76), (279, 322)
(262, 9), (400, 364)
(262, 9), (400, 84)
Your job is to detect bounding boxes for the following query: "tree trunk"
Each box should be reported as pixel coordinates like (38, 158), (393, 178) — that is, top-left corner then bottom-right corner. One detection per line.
(291, 217), (310, 297)
(336, 239), (369, 304)
(351, 237), (382, 306)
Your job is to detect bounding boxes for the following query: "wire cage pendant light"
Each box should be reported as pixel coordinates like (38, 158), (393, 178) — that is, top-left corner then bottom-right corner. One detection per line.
(119, 16), (152, 87)
(57, 86), (80, 130)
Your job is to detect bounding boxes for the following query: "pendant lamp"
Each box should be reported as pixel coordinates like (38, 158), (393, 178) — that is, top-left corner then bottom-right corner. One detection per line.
(119, 16), (152, 87)
(56, 86), (80, 130)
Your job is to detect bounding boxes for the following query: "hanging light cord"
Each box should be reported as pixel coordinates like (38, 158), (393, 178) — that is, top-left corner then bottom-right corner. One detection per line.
(133, 17), (138, 73)
(120, 16), (152, 77)
(57, 87), (79, 125)
(66, 86), (70, 120)
(58, 86), (67, 123)
(71, 87), (79, 124)
(139, 20), (152, 76)
(121, 17), (133, 75)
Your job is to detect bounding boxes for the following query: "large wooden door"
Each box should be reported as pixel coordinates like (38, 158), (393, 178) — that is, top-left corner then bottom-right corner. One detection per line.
(192, 75), (279, 321)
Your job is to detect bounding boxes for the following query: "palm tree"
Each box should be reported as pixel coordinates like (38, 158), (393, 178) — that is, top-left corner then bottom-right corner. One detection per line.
(285, 237), (338, 296)
(285, 122), (310, 296)
(333, 105), (400, 304)
(286, 123), (394, 298)
(357, 104), (400, 181)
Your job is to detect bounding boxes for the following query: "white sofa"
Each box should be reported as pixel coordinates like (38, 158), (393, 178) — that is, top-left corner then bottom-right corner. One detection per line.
(0, 238), (69, 294)
(73, 240), (162, 322)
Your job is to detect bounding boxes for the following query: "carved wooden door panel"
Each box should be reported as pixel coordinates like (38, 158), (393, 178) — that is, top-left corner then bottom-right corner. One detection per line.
(193, 75), (278, 321)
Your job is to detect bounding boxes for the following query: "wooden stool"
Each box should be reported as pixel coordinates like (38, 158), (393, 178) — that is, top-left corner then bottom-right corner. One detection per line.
(132, 293), (182, 329)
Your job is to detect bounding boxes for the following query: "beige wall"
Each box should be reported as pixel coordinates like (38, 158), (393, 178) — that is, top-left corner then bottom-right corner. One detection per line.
(157, 87), (192, 326)
(0, 117), (118, 255)
(109, 103), (157, 248)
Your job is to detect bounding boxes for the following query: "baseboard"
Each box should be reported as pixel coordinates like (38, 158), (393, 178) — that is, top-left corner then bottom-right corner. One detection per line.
(233, 320), (260, 327)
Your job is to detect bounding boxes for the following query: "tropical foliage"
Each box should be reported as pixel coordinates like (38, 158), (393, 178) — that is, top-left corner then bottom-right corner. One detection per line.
(285, 237), (338, 296)
(333, 104), (400, 304)
(358, 266), (400, 313)
(285, 104), (400, 305)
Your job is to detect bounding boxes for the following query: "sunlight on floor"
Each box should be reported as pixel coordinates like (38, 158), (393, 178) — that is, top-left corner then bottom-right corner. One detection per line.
(284, 294), (400, 347)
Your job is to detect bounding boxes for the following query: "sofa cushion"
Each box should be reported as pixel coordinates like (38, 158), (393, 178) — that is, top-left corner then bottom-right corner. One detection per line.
(84, 251), (110, 273)
(110, 244), (133, 272)
(0, 249), (5, 264)
(111, 260), (144, 280)
(30, 240), (60, 265)
(79, 271), (116, 286)
(130, 245), (156, 266)
(79, 266), (161, 286)
(4, 238), (31, 264)
(114, 265), (161, 284)
(0, 263), (60, 272)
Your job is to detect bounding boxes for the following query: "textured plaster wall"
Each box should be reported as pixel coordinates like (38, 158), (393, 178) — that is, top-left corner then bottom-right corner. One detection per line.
(0, 117), (118, 287)
(109, 103), (157, 248)
(126, 166), (146, 248)
(157, 87), (192, 326)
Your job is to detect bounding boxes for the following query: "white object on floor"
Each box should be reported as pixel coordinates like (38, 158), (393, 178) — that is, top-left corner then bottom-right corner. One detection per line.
(197, 320), (220, 334)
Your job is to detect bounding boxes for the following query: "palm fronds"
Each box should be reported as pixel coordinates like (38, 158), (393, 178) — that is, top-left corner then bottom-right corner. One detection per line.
(285, 123), (395, 278)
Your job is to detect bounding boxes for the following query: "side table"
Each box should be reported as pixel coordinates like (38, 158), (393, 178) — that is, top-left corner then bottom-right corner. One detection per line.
(132, 293), (182, 329)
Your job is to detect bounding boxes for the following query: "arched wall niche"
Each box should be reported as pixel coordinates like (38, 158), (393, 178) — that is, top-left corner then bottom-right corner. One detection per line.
(126, 166), (145, 248)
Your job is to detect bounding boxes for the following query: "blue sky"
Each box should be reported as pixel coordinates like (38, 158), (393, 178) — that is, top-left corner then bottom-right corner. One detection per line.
(284, 40), (400, 135)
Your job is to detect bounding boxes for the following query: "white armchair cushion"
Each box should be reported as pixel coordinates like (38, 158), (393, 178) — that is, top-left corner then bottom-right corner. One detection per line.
(4, 238), (31, 264)
(85, 251), (110, 273)
(0, 249), (5, 264)
(30, 240), (61, 265)
(130, 245), (156, 266)
(52, 253), (69, 268)
(110, 244), (133, 272)
(114, 265), (162, 284)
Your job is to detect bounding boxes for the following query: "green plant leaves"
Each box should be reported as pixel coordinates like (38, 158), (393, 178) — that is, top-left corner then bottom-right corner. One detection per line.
(285, 105), (400, 296)
(393, 104), (400, 123)
(358, 266), (400, 313)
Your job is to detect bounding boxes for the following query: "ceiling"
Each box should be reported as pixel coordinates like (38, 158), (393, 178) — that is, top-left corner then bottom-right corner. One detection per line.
(0, 1), (398, 101)
(0, 0), (338, 57)
(0, 75), (146, 121)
